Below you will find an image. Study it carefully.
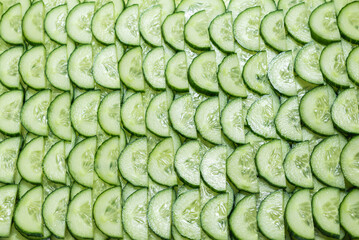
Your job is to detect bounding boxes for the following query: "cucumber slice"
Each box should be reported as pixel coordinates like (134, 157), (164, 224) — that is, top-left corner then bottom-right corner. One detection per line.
(284, 141), (313, 188)
(121, 92), (146, 136)
(188, 51), (218, 95)
(209, 12), (234, 53)
(227, 144), (259, 193)
(201, 194), (228, 240)
(169, 94), (196, 139)
(66, 2), (94, 44)
(44, 4), (67, 44)
(347, 46), (359, 85)
(340, 136), (359, 187)
(93, 45), (121, 89)
(148, 138), (177, 186)
(95, 137), (121, 185)
(22, 1), (44, 44)
(200, 145), (229, 192)
(0, 90), (23, 136)
(21, 90), (50, 136)
(312, 187), (340, 238)
(174, 140), (202, 187)
(162, 12), (185, 51)
(0, 137), (21, 184)
(229, 194), (258, 240)
(233, 6), (261, 51)
(115, 4), (140, 46)
(172, 189), (201, 240)
(0, 46), (23, 89)
(294, 41), (324, 85)
(256, 140), (289, 188)
(118, 137), (148, 187)
(148, 188), (175, 239)
(14, 186), (43, 237)
(70, 91), (101, 137)
(184, 10), (210, 51)
(176, 0), (225, 21)
(67, 189), (93, 239)
(19, 46), (46, 90)
(331, 88), (359, 134)
(320, 42), (351, 88)
(0, 4), (23, 45)
(42, 186), (70, 239)
(299, 85), (336, 136)
(68, 45), (94, 89)
(275, 96), (302, 141)
(47, 92), (73, 141)
(247, 94), (280, 139)
(258, 190), (285, 240)
(42, 141), (67, 184)
(285, 189), (314, 239)
(139, 5), (161, 47)
(118, 47), (144, 91)
(145, 91), (171, 137)
(98, 91), (122, 136)
(143, 47), (166, 90)
(220, 98), (245, 144)
(45, 46), (71, 91)
(337, 1), (359, 44)
(91, 2), (115, 45)
(165, 51), (188, 92)
(268, 51), (297, 97)
(218, 54), (247, 98)
(339, 188), (359, 238)
(311, 135), (347, 189)
(284, 2), (311, 44)
(242, 51), (273, 95)
(122, 188), (148, 240)
(194, 97), (222, 145)
(0, 185), (17, 237)
(68, 137), (96, 188)
(309, 2), (340, 44)
(93, 187), (122, 238)
(260, 10), (287, 52)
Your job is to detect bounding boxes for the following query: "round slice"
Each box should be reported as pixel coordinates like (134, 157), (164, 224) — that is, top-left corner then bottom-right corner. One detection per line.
(0, 4), (23, 45)
(22, 1), (44, 44)
(337, 1), (359, 44)
(347, 46), (359, 85)
(184, 10), (210, 51)
(118, 47), (144, 91)
(340, 188), (359, 238)
(143, 47), (166, 90)
(260, 10), (287, 52)
(162, 12), (185, 51)
(115, 4), (140, 46)
(209, 12), (235, 53)
(285, 2), (311, 44)
(165, 51), (188, 92)
(0, 137), (21, 184)
(139, 5), (161, 47)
